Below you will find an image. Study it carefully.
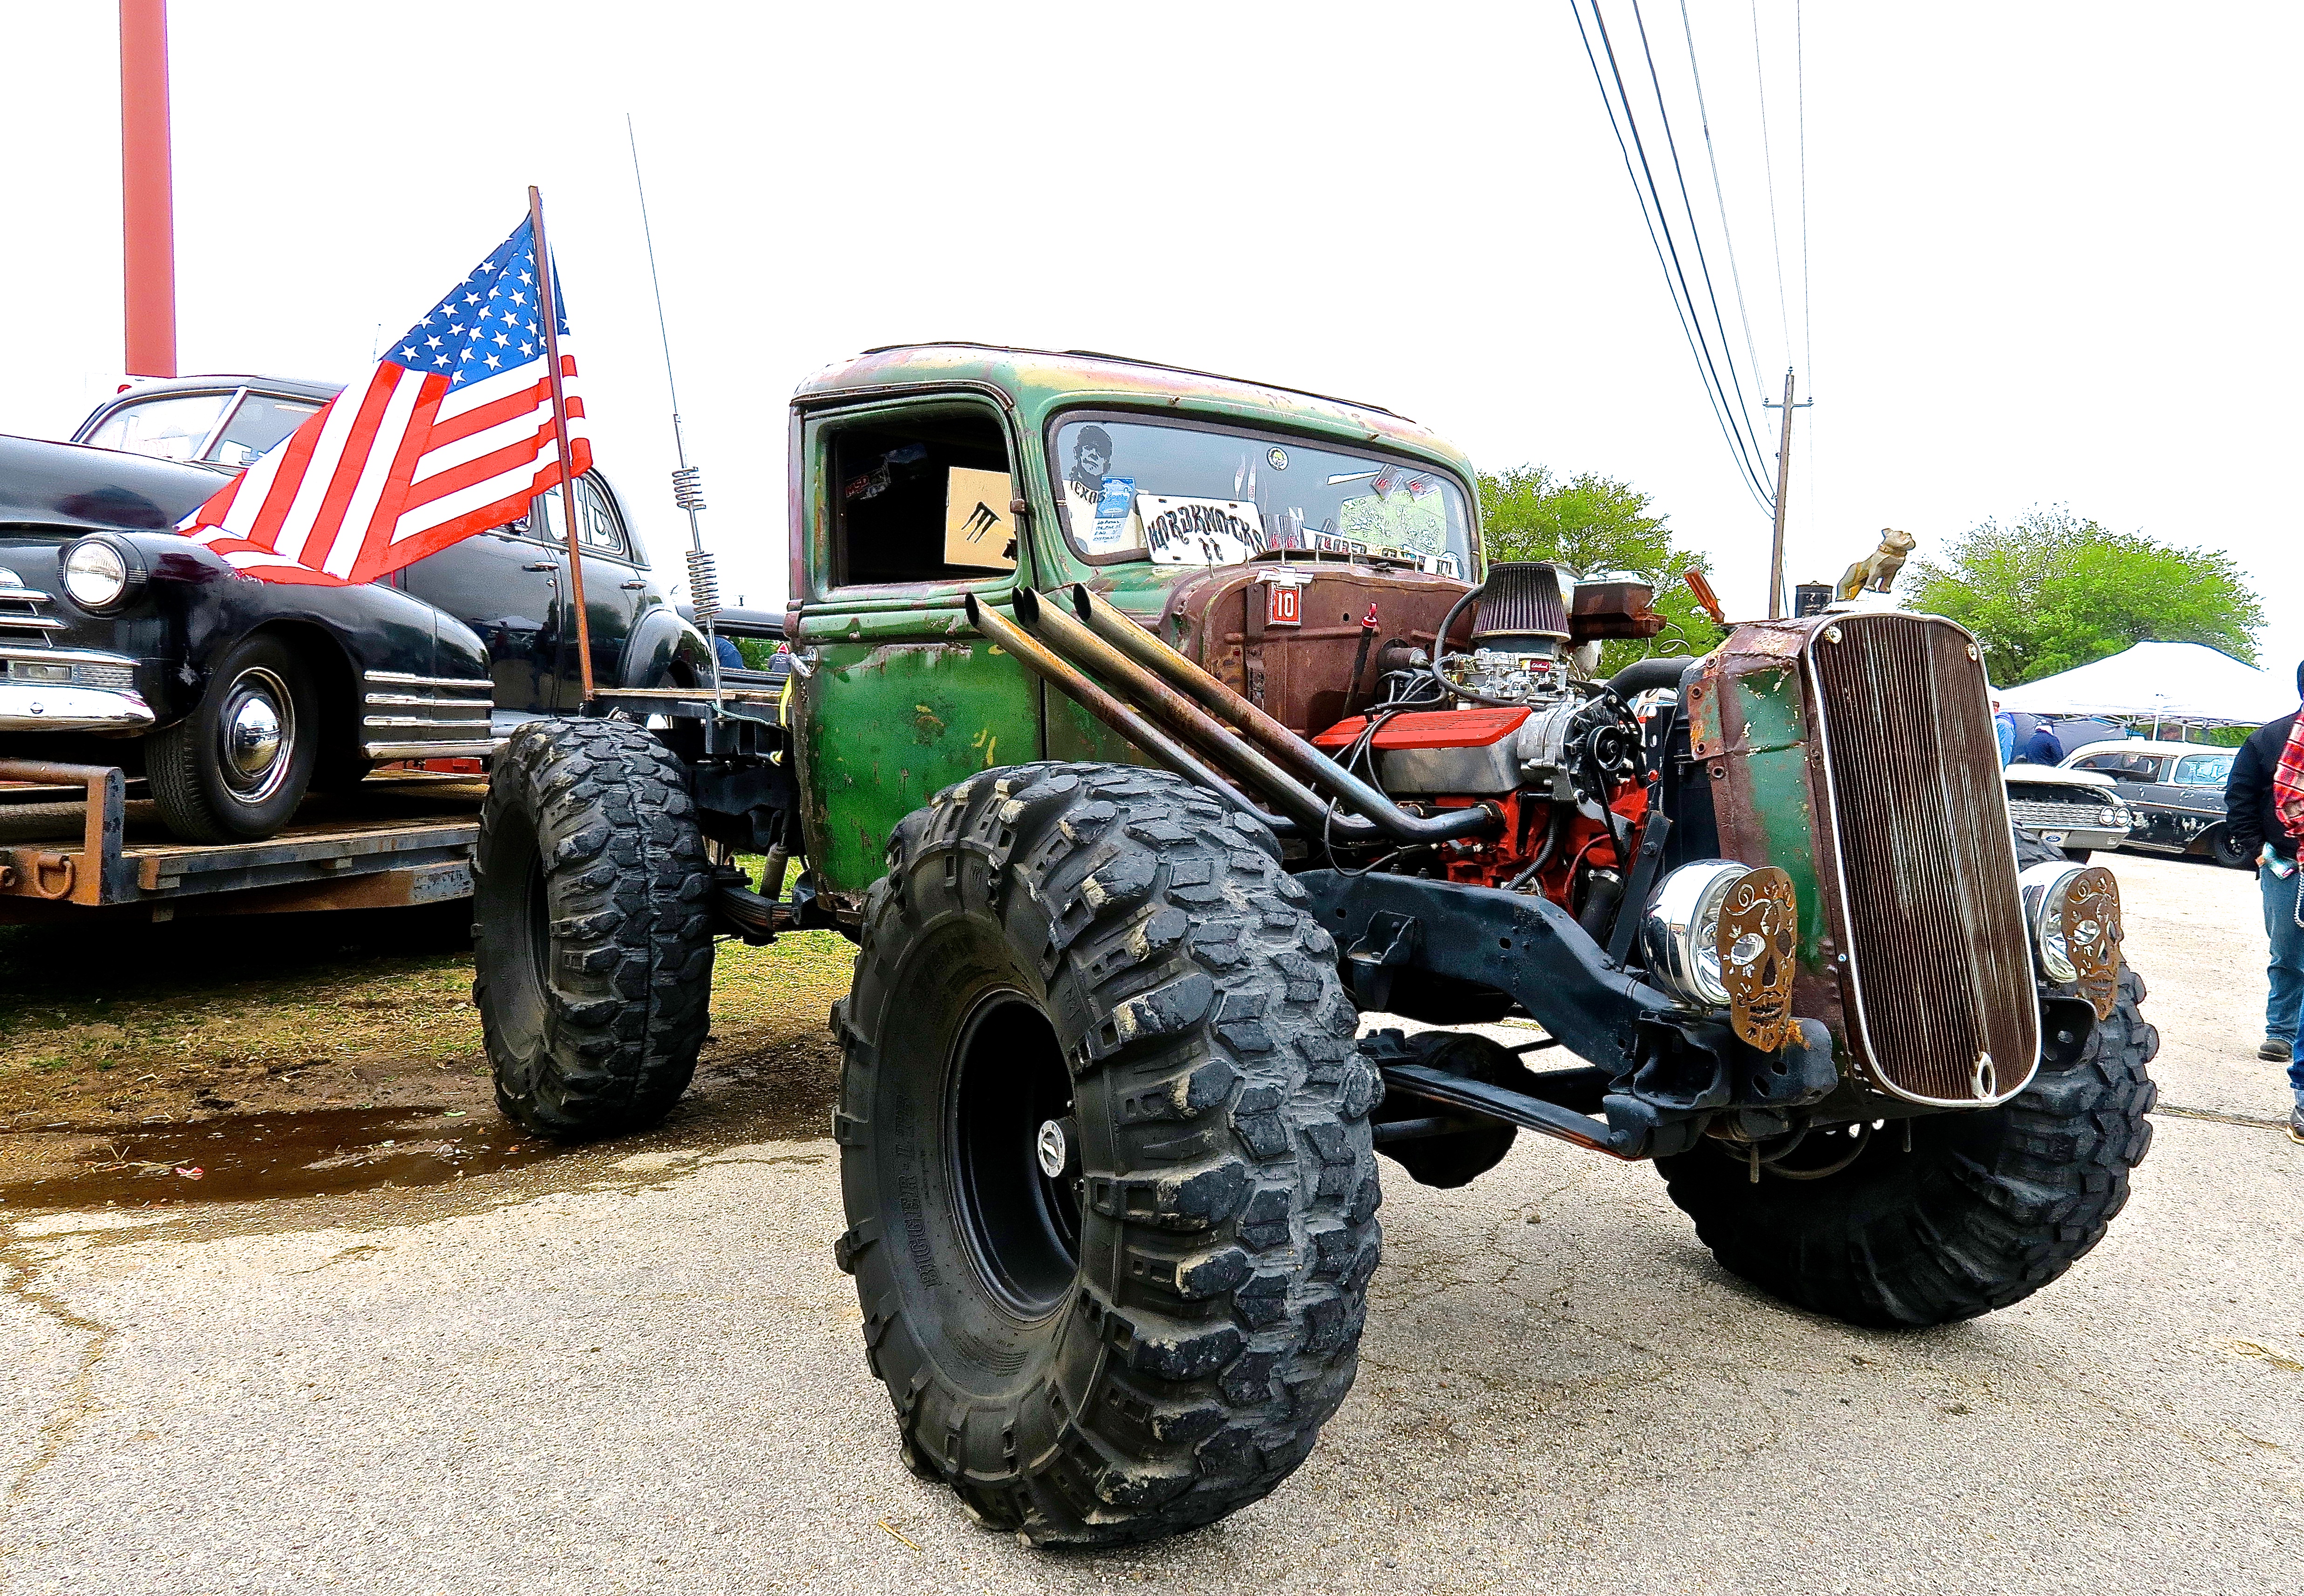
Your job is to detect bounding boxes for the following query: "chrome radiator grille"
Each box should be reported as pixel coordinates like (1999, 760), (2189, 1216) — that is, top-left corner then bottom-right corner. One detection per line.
(2007, 794), (2118, 830)
(1808, 614), (2039, 1103)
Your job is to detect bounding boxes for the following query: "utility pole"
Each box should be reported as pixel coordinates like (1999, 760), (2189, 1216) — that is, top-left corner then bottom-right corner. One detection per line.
(1762, 369), (1811, 619)
(119, 0), (177, 377)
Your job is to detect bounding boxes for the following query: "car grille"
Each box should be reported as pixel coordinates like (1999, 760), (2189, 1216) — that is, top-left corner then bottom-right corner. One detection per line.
(2007, 794), (2118, 831)
(0, 584), (64, 647)
(3, 659), (135, 689)
(1808, 613), (2040, 1103)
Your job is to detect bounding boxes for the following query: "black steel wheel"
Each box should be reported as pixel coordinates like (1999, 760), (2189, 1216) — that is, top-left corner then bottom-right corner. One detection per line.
(2206, 825), (2254, 869)
(146, 632), (319, 843)
(473, 718), (714, 1139)
(837, 763), (1381, 1547)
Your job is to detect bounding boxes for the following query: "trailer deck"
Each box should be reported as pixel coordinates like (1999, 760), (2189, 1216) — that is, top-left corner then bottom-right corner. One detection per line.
(0, 760), (483, 923)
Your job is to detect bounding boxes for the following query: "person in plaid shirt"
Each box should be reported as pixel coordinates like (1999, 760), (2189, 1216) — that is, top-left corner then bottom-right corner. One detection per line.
(2223, 658), (2304, 1143)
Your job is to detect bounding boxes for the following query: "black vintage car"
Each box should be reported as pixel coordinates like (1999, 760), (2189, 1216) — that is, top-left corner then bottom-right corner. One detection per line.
(0, 378), (708, 843)
(2063, 737), (2250, 867)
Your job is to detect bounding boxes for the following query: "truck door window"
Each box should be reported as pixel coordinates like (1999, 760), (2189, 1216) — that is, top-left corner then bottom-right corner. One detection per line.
(828, 412), (1017, 585)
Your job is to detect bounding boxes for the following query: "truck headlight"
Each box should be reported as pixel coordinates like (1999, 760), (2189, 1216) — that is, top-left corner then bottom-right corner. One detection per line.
(2019, 860), (2115, 983)
(60, 536), (145, 612)
(1639, 860), (1756, 1009)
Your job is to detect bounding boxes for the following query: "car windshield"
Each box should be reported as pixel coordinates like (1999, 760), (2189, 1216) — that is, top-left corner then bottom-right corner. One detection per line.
(1049, 416), (1470, 576)
(209, 393), (322, 467)
(2174, 753), (2233, 787)
(85, 392), (234, 462)
(85, 389), (326, 469)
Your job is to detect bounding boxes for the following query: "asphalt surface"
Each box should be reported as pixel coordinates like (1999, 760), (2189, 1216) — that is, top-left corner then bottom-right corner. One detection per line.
(1, 850), (2299, 1596)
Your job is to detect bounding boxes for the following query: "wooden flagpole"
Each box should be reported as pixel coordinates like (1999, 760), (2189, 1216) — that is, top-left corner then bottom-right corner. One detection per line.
(527, 184), (594, 703)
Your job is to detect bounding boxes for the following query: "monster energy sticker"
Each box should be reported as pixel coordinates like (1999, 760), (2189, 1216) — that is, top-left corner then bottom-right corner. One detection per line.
(1140, 496), (1269, 566)
(942, 467), (1017, 570)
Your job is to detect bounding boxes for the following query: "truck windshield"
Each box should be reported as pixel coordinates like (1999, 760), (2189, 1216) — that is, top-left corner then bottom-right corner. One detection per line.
(1049, 416), (1470, 577)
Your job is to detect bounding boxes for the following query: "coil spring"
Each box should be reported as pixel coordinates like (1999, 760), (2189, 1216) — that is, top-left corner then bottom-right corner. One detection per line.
(672, 465), (707, 513)
(685, 547), (720, 621)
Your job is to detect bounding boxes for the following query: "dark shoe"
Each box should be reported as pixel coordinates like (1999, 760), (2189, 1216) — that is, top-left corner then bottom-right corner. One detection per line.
(2290, 1106), (2304, 1146)
(2261, 1037), (2294, 1063)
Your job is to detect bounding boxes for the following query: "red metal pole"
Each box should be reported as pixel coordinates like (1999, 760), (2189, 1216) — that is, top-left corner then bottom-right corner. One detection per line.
(119, 0), (177, 378)
(528, 185), (594, 703)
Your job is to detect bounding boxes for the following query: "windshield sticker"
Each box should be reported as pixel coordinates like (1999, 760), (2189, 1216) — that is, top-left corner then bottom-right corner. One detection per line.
(1141, 496), (1269, 565)
(1080, 475), (1140, 555)
(1338, 481), (1448, 555)
(943, 466), (1017, 570)
(1267, 447), (1289, 471)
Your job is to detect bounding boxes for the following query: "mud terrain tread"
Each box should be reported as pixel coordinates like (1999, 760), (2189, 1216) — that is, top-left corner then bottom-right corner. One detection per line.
(838, 762), (1380, 1546)
(473, 718), (714, 1139)
(1657, 836), (2156, 1328)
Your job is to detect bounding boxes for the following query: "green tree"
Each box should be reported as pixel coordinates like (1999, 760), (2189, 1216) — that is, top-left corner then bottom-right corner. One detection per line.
(1907, 507), (2263, 686)
(1477, 465), (1724, 672)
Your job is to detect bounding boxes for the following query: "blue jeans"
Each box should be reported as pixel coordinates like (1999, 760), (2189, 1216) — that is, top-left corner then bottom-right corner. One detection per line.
(2262, 863), (2304, 1095)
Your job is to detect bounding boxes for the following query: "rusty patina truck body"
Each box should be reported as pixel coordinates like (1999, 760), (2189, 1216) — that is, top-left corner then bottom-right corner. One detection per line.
(472, 344), (2157, 1548)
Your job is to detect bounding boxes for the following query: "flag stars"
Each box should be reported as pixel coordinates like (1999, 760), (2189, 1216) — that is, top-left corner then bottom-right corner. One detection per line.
(484, 354), (502, 369)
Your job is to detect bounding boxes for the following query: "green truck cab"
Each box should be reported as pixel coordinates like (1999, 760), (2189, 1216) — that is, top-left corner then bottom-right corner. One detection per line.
(470, 344), (2156, 1548)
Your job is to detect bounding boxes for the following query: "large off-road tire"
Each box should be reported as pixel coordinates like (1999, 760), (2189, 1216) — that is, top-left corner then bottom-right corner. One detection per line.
(472, 718), (714, 1140)
(836, 763), (1381, 1547)
(1656, 837), (2157, 1328)
(147, 632), (318, 842)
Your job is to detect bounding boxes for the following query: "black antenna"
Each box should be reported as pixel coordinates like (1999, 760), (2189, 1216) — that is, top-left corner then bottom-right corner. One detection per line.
(627, 112), (722, 701)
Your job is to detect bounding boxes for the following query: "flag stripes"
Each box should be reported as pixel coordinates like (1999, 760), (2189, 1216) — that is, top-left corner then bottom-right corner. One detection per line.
(178, 218), (587, 586)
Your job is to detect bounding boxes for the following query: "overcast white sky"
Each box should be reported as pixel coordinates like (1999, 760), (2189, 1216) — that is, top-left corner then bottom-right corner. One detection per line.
(4, 2), (2297, 679)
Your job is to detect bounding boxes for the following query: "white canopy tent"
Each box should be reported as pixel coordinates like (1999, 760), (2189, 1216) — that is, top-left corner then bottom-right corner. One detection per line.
(1996, 642), (2296, 731)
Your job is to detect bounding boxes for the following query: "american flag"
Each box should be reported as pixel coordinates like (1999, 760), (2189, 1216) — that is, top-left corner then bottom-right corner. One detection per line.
(179, 217), (590, 585)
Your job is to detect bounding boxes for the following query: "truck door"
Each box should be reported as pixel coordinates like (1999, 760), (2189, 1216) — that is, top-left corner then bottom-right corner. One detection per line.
(789, 395), (1042, 904)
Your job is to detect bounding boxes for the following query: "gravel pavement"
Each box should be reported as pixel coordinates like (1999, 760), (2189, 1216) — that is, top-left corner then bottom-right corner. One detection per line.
(0, 850), (2297, 1595)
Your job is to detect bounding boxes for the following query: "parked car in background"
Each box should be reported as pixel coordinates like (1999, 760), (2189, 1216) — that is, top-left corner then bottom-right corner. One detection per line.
(0, 379), (708, 844)
(2062, 738), (2250, 867)
(2001, 761), (2134, 861)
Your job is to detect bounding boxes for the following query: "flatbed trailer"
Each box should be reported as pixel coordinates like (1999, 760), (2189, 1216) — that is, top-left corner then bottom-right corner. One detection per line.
(0, 759), (483, 924)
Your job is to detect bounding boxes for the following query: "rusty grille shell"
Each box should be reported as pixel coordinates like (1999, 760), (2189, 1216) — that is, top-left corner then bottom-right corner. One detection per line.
(1805, 613), (2039, 1104)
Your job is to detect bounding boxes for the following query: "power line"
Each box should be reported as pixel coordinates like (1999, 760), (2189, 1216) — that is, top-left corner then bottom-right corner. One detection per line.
(1629, 0), (1768, 455)
(1574, 1), (1777, 510)
(1678, 0), (1766, 398)
(1570, 2), (1772, 512)
(1749, 0), (1794, 360)
(1794, 0), (1813, 379)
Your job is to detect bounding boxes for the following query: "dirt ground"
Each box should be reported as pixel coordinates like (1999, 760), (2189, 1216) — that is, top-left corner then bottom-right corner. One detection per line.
(0, 908), (855, 1202)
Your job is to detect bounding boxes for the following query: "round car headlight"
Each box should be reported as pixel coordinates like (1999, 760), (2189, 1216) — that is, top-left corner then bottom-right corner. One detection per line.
(2097, 806), (2120, 827)
(1638, 859), (1752, 1009)
(59, 536), (143, 611)
(2019, 860), (2107, 983)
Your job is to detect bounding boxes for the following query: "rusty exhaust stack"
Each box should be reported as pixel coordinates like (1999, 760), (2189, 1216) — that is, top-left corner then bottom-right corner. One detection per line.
(976, 588), (1497, 849)
(1053, 585), (1498, 846)
(964, 594), (1298, 835)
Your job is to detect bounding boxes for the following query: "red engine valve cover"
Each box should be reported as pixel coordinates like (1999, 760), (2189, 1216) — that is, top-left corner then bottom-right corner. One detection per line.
(1310, 706), (1529, 751)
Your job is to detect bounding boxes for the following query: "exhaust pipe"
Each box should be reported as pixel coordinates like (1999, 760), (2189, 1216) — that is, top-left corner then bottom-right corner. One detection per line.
(1007, 589), (1378, 842)
(1051, 585), (1498, 847)
(964, 594), (1298, 835)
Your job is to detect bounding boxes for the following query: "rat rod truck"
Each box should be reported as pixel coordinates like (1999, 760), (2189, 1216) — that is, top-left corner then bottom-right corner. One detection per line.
(470, 343), (2157, 1547)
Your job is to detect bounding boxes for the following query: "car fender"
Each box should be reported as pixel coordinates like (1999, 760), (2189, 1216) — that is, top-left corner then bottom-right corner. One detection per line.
(618, 605), (713, 690)
(114, 531), (485, 724)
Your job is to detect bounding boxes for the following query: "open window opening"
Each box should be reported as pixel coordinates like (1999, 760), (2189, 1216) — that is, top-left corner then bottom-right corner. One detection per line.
(829, 409), (1019, 587)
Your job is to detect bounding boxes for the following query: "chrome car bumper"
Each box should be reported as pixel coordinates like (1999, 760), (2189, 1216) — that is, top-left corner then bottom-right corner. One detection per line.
(0, 648), (154, 733)
(2015, 824), (2129, 851)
